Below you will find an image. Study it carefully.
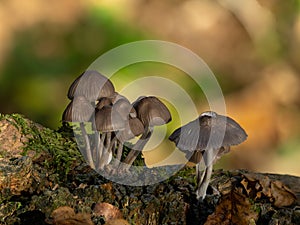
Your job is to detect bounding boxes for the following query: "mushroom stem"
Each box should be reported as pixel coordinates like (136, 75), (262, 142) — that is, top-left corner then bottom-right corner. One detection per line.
(106, 132), (112, 150)
(80, 122), (95, 169)
(99, 132), (112, 170)
(108, 136), (123, 168)
(115, 142), (124, 164)
(196, 163), (213, 200)
(195, 148), (216, 200)
(121, 127), (153, 171)
(98, 132), (107, 170)
(102, 135), (124, 175)
(95, 131), (104, 170)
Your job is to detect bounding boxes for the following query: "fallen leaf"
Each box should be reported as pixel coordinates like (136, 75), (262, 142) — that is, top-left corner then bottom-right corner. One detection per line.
(241, 172), (296, 207)
(271, 180), (296, 207)
(93, 202), (123, 221)
(105, 219), (130, 225)
(205, 186), (259, 225)
(51, 206), (75, 221)
(49, 206), (93, 225)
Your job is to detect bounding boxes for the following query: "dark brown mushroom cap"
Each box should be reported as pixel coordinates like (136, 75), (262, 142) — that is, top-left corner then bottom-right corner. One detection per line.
(62, 96), (94, 122)
(67, 70), (115, 102)
(168, 111), (247, 151)
(129, 117), (144, 136)
(95, 106), (125, 132)
(117, 118), (144, 142)
(134, 96), (172, 127)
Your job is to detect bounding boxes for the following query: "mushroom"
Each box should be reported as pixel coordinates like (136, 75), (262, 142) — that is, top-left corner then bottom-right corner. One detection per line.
(96, 92), (127, 110)
(96, 97), (113, 109)
(94, 96), (136, 169)
(67, 70), (115, 102)
(65, 70), (115, 169)
(103, 98), (140, 170)
(112, 98), (137, 120)
(94, 105), (125, 170)
(62, 96), (95, 169)
(94, 93), (123, 150)
(122, 96), (172, 170)
(112, 117), (144, 169)
(168, 111), (247, 199)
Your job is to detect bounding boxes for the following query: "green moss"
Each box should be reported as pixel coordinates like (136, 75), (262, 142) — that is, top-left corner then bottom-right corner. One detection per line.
(0, 113), (81, 178)
(253, 204), (261, 214)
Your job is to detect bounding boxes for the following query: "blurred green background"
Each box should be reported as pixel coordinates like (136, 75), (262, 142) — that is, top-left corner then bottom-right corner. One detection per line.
(0, 0), (299, 175)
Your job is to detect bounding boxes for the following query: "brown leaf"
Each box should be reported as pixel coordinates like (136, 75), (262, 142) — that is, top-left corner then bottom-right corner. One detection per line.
(270, 180), (296, 207)
(51, 206), (75, 221)
(242, 172), (296, 207)
(93, 202), (123, 221)
(204, 195), (231, 225)
(205, 187), (259, 225)
(260, 176), (272, 198)
(50, 206), (93, 225)
(105, 219), (130, 225)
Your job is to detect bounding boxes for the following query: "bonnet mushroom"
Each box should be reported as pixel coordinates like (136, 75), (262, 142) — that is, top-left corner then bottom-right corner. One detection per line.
(106, 98), (141, 167)
(62, 96), (95, 169)
(65, 70), (115, 169)
(67, 70), (115, 102)
(94, 105), (125, 170)
(111, 117), (144, 169)
(168, 111), (247, 199)
(122, 96), (172, 170)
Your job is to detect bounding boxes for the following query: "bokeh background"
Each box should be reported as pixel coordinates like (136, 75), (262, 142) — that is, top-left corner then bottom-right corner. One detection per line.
(0, 0), (299, 175)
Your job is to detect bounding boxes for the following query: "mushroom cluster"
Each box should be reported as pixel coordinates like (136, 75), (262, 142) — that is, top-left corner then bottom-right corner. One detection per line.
(62, 70), (172, 173)
(62, 71), (248, 200)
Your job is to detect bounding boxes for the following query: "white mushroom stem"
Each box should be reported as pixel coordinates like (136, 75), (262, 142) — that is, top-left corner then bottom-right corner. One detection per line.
(99, 132), (112, 170)
(80, 122), (95, 169)
(104, 135), (124, 172)
(108, 136), (123, 165)
(196, 147), (219, 200)
(97, 132), (106, 170)
(94, 131), (104, 170)
(196, 163), (213, 200)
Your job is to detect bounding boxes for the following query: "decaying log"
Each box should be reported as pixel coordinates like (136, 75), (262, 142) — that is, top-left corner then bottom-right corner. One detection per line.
(0, 114), (299, 225)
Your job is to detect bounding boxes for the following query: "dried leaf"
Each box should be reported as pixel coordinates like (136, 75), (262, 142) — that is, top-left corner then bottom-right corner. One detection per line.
(242, 172), (296, 207)
(271, 180), (296, 207)
(260, 176), (272, 198)
(51, 206), (75, 221)
(50, 206), (93, 225)
(93, 202), (123, 221)
(205, 187), (259, 225)
(105, 219), (130, 225)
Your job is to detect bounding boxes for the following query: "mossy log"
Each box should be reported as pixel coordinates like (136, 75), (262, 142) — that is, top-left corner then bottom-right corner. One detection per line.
(0, 114), (299, 225)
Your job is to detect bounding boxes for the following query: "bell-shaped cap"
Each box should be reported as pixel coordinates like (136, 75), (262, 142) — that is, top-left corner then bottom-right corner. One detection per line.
(62, 96), (94, 122)
(95, 106), (125, 132)
(96, 97), (113, 110)
(67, 70), (115, 102)
(169, 111), (247, 151)
(134, 96), (171, 127)
(117, 117), (144, 142)
(113, 98), (137, 120)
